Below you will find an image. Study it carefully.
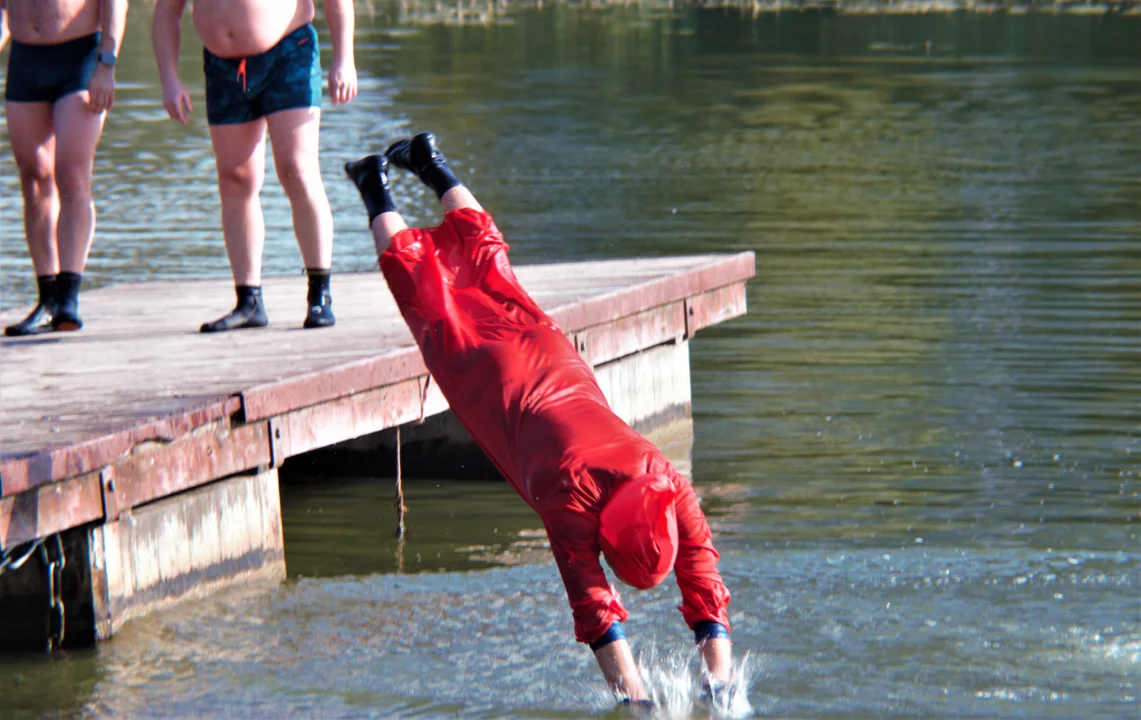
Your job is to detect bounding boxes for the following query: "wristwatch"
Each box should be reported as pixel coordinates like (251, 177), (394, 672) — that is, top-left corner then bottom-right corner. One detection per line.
(98, 51), (117, 68)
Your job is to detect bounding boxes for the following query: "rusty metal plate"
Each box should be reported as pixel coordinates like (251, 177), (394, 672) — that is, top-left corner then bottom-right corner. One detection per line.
(574, 302), (687, 367)
(278, 378), (425, 460)
(685, 283), (749, 339)
(107, 419), (271, 513)
(0, 472), (104, 547)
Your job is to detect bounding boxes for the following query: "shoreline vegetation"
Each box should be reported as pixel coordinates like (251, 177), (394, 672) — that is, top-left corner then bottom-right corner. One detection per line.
(361, 0), (1141, 23)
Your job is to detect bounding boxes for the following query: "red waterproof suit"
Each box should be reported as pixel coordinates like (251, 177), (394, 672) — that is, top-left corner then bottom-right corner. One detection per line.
(380, 208), (731, 644)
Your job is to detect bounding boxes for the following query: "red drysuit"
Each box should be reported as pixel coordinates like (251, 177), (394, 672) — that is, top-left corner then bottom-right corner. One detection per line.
(379, 208), (731, 644)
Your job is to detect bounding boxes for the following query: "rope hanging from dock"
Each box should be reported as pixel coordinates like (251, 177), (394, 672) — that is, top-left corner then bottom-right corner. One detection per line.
(394, 426), (408, 538)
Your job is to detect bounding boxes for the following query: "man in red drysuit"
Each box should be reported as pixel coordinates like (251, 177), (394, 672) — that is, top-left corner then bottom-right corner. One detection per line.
(344, 133), (733, 704)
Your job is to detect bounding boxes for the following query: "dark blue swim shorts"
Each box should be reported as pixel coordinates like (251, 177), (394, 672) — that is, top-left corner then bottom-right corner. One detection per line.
(4, 33), (101, 104)
(203, 23), (322, 126)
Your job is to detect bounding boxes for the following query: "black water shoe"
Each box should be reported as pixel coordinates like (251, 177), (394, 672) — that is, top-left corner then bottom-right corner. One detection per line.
(344, 154), (398, 223)
(200, 285), (268, 333)
(6, 275), (63, 336)
(51, 272), (83, 332)
(303, 269), (335, 329)
(384, 132), (463, 200)
(4, 302), (56, 336)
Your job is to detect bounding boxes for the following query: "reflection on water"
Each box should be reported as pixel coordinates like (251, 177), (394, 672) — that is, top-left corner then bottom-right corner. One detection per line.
(1, 7), (1139, 719)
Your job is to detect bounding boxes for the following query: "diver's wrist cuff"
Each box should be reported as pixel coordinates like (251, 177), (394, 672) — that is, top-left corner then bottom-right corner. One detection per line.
(694, 620), (730, 643)
(590, 621), (626, 651)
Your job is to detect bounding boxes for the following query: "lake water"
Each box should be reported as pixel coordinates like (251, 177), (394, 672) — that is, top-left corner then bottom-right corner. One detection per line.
(1, 6), (1138, 719)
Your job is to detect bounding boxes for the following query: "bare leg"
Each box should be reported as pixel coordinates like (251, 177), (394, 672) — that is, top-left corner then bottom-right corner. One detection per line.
(266, 107), (332, 270)
(701, 637), (733, 684)
(53, 91), (107, 274)
(199, 120), (270, 332)
(369, 212), (407, 257)
(593, 639), (649, 702)
(209, 120), (267, 286)
(7, 101), (59, 277)
(439, 186), (483, 214)
(4, 101), (62, 334)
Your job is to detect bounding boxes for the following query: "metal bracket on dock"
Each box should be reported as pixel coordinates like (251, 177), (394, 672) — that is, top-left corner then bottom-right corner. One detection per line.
(100, 468), (122, 522)
(267, 418), (286, 468)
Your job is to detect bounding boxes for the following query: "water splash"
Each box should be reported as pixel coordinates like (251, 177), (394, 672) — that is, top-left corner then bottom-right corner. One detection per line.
(633, 643), (757, 718)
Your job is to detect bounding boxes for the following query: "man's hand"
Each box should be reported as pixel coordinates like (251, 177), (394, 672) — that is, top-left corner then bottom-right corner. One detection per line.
(328, 58), (358, 106)
(88, 63), (116, 113)
(161, 75), (193, 124)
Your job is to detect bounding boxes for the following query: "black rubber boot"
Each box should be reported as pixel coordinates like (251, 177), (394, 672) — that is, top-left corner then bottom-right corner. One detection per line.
(5, 275), (58, 336)
(343, 153), (398, 223)
(200, 285), (268, 333)
(384, 132), (463, 200)
(303, 268), (335, 329)
(52, 271), (83, 331)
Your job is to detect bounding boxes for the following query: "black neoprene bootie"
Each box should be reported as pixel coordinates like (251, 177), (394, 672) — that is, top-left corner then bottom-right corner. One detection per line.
(52, 272), (83, 331)
(200, 285), (268, 333)
(384, 132), (463, 199)
(344, 153), (398, 223)
(4, 275), (57, 336)
(303, 268), (335, 329)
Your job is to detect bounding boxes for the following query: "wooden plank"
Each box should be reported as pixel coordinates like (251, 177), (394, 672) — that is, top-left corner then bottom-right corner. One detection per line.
(547, 252), (755, 331)
(241, 349), (427, 423)
(0, 397), (241, 496)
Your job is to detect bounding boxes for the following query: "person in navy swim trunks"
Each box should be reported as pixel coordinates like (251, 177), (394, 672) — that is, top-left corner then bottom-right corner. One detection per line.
(345, 133), (735, 704)
(152, 0), (357, 333)
(2, 0), (127, 336)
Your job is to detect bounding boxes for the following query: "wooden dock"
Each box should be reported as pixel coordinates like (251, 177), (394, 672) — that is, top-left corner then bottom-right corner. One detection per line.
(0, 252), (754, 651)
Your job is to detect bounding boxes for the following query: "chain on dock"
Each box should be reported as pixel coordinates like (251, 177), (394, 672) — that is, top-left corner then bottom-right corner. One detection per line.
(0, 533), (66, 651)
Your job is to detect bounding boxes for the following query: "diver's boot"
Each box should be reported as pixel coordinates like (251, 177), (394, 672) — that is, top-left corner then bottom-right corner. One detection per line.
(302, 268), (335, 329)
(384, 132), (463, 199)
(4, 275), (58, 336)
(616, 698), (655, 717)
(200, 285), (269, 333)
(51, 272), (84, 332)
(700, 680), (728, 705)
(344, 153), (398, 223)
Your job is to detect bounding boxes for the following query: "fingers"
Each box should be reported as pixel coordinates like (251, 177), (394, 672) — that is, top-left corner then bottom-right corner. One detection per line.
(328, 71), (359, 107)
(164, 92), (192, 124)
(88, 84), (114, 114)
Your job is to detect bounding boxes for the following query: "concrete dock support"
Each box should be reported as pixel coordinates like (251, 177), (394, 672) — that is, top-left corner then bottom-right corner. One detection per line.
(89, 469), (285, 639)
(0, 470), (284, 650)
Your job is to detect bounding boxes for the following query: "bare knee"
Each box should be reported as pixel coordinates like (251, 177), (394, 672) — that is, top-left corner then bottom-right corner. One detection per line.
(16, 155), (54, 198)
(217, 162), (263, 198)
(274, 158), (322, 200)
(55, 163), (93, 204)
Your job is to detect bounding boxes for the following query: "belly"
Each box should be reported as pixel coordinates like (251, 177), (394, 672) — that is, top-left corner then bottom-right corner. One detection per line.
(191, 0), (314, 58)
(7, 0), (100, 44)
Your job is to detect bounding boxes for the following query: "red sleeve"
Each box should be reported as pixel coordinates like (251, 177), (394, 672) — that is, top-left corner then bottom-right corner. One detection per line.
(673, 479), (732, 631)
(541, 504), (629, 645)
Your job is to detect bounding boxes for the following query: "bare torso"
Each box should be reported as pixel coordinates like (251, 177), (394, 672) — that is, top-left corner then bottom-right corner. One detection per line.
(6, 0), (100, 45)
(192, 0), (314, 58)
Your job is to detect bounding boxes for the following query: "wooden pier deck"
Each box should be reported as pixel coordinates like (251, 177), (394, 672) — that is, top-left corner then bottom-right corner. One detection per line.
(0, 253), (754, 550)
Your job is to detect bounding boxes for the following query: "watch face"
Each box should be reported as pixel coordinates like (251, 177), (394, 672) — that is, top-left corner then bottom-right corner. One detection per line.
(99, 52), (117, 67)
